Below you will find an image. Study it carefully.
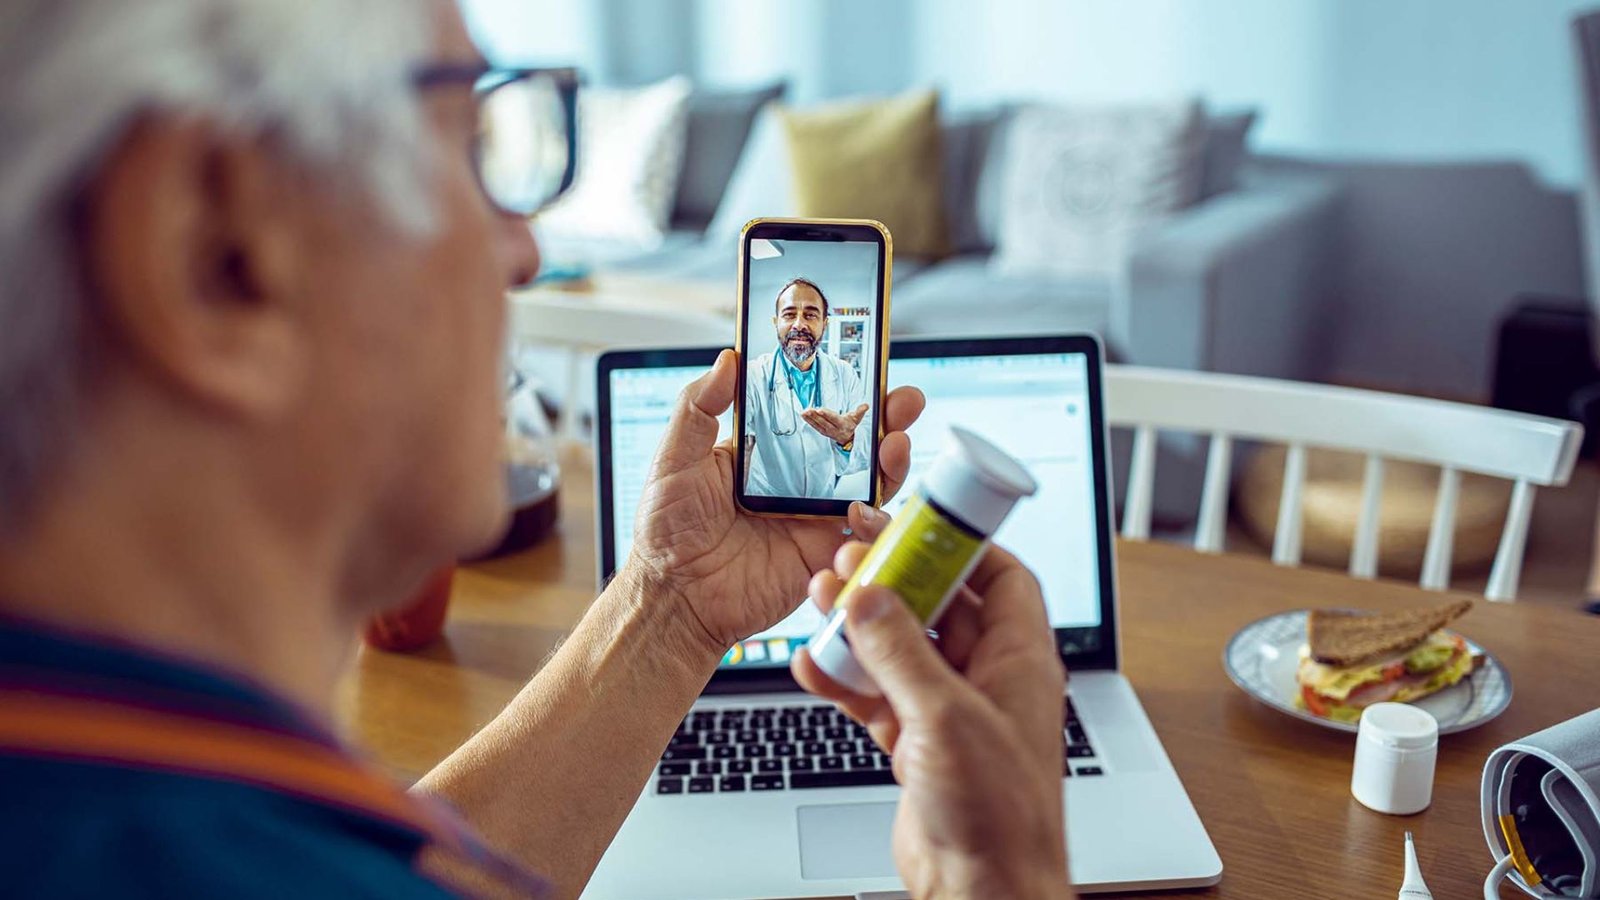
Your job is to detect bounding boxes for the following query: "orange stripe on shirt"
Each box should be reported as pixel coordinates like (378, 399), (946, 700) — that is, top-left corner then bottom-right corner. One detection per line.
(0, 688), (451, 849)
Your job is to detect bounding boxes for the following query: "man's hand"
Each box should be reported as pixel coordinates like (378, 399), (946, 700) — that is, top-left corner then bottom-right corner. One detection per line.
(792, 522), (1074, 900)
(628, 350), (924, 657)
(801, 402), (869, 446)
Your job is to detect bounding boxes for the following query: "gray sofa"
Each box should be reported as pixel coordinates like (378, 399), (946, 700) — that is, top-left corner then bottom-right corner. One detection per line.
(537, 98), (1343, 382)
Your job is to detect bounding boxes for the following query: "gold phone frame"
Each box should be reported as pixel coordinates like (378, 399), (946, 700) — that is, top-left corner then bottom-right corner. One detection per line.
(733, 217), (894, 519)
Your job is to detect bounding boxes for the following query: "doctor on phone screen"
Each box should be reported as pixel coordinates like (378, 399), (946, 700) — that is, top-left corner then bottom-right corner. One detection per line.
(744, 278), (871, 499)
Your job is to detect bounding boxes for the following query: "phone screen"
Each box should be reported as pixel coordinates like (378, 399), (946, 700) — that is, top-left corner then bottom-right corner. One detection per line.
(735, 220), (890, 517)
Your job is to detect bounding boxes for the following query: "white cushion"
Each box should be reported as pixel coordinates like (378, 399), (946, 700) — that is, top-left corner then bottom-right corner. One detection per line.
(536, 76), (692, 247)
(991, 99), (1205, 280)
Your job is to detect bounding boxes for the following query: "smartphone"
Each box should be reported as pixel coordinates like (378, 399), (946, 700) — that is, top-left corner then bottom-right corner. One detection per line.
(734, 218), (892, 518)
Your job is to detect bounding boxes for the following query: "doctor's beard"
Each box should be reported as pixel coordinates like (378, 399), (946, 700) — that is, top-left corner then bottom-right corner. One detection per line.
(781, 327), (818, 365)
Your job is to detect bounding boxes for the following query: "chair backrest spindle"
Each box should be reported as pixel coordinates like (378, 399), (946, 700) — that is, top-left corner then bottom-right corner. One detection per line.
(1194, 433), (1232, 554)
(1486, 480), (1538, 602)
(1122, 425), (1157, 541)
(1420, 466), (1462, 591)
(1272, 443), (1307, 566)
(1348, 454), (1385, 580)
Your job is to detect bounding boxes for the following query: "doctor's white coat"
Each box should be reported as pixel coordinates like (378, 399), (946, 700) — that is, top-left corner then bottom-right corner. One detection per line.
(744, 350), (871, 499)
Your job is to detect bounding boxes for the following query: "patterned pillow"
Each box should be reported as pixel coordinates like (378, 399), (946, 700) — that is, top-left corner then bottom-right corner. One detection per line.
(991, 100), (1205, 280)
(537, 76), (692, 247)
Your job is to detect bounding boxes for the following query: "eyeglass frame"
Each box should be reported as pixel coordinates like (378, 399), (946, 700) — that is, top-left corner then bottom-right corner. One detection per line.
(411, 64), (580, 218)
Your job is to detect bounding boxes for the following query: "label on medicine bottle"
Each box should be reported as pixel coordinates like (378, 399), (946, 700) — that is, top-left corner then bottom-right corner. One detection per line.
(842, 494), (985, 623)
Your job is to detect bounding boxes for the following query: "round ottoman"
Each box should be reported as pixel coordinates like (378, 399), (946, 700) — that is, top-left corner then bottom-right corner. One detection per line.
(1237, 445), (1511, 579)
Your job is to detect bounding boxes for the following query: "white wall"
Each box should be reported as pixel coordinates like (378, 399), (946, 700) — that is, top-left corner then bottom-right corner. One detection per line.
(912, 0), (1593, 187)
(461, 0), (604, 73)
(461, 0), (1596, 187)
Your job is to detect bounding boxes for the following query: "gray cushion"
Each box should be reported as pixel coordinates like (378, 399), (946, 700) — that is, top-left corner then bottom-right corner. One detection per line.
(672, 82), (787, 230)
(703, 106), (794, 245)
(941, 109), (1008, 255)
(1200, 108), (1258, 200)
(889, 255), (1112, 338)
(970, 105), (1020, 253)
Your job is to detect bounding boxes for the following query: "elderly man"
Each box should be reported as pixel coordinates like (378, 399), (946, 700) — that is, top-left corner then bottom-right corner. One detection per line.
(0, 2), (1072, 898)
(743, 277), (873, 499)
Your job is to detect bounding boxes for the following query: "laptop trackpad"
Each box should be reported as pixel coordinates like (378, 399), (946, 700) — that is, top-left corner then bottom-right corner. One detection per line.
(797, 802), (898, 880)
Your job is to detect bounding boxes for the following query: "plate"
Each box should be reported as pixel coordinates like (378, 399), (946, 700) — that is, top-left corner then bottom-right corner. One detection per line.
(1221, 609), (1513, 735)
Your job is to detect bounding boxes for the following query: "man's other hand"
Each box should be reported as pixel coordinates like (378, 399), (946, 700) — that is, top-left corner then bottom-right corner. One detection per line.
(628, 350), (924, 659)
(792, 535), (1074, 900)
(800, 403), (869, 446)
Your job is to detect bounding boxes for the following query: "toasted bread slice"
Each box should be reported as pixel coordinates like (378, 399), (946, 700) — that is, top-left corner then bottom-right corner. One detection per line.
(1308, 599), (1473, 667)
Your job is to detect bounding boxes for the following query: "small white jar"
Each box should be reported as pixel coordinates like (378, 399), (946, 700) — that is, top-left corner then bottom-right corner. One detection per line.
(1351, 702), (1439, 815)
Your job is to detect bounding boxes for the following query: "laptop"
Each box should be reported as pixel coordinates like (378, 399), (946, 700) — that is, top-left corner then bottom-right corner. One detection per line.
(584, 335), (1222, 899)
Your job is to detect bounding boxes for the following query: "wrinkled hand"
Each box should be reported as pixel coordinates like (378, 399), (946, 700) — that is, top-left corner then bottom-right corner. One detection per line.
(801, 402), (869, 446)
(792, 515), (1073, 900)
(628, 350), (925, 656)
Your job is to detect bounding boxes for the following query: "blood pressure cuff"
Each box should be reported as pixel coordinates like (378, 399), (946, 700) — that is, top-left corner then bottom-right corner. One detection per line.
(1482, 708), (1600, 898)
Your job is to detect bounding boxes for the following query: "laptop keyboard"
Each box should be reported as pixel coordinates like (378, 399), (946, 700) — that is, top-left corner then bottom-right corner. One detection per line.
(1061, 696), (1103, 777)
(655, 697), (1101, 795)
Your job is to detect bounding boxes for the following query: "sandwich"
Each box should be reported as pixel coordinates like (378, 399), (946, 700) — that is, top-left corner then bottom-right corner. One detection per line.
(1294, 599), (1480, 723)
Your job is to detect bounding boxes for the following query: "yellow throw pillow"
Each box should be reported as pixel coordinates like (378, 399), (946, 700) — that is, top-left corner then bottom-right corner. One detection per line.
(777, 89), (949, 259)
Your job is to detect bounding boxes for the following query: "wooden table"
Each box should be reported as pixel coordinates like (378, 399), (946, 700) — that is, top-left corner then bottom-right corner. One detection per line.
(337, 447), (1600, 898)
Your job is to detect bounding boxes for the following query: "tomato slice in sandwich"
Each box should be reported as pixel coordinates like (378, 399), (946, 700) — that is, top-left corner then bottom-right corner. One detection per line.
(1301, 685), (1330, 716)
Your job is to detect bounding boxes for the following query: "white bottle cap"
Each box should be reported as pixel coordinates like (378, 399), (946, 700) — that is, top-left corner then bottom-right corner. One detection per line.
(923, 427), (1039, 534)
(1351, 702), (1439, 815)
(1359, 702), (1439, 750)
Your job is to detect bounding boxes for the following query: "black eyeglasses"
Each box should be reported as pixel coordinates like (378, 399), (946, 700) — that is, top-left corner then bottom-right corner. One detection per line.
(413, 65), (579, 218)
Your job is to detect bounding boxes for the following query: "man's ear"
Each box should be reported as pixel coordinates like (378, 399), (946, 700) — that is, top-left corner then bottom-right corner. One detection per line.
(81, 117), (311, 421)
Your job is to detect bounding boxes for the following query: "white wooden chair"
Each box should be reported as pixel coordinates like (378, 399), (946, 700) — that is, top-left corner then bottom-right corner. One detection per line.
(1105, 366), (1584, 601)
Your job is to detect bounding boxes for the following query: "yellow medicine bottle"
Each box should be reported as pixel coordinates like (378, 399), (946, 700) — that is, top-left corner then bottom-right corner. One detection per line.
(807, 426), (1038, 697)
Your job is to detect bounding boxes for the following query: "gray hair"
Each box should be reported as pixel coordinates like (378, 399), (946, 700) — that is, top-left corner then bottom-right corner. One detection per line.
(0, 0), (440, 531)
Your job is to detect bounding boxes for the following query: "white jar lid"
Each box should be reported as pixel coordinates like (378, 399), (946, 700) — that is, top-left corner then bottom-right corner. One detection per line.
(1358, 702), (1439, 750)
(924, 427), (1039, 534)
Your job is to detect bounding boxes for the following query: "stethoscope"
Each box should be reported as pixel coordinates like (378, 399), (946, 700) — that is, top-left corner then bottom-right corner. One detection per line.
(762, 350), (830, 496)
(766, 351), (823, 437)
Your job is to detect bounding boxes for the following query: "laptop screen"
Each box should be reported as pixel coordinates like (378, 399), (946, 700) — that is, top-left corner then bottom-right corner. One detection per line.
(598, 338), (1114, 674)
